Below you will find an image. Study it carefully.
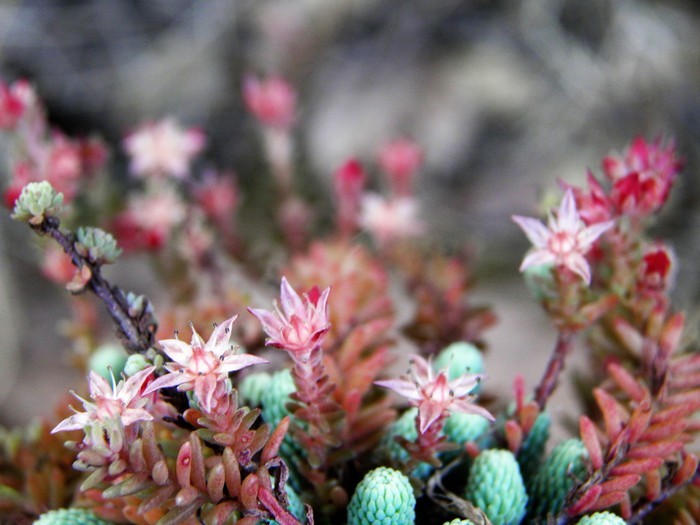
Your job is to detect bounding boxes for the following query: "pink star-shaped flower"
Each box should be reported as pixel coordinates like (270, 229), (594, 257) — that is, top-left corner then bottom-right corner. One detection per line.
(376, 355), (493, 434)
(248, 277), (331, 360)
(144, 316), (268, 413)
(52, 366), (155, 434)
(512, 189), (614, 284)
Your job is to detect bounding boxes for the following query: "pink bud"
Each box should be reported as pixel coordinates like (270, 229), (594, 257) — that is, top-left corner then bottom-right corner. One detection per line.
(378, 138), (423, 197)
(242, 74), (296, 129)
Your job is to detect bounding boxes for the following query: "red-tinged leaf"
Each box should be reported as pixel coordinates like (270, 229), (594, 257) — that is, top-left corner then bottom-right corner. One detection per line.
(671, 354), (700, 374)
(580, 416), (603, 470)
(567, 484), (603, 516)
(207, 463), (226, 503)
(610, 457), (663, 476)
(129, 438), (146, 472)
(627, 440), (684, 459)
(660, 312), (684, 358)
(156, 497), (202, 525)
(201, 501), (239, 525)
(176, 441), (192, 488)
(640, 420), (687, 442)
(665, 389), (700, 406)
(619, 492), (632, 519)
(248, 425), (272, 458)
(142, 422), (165, 469)
(236, 517), (260, 525)
(673, 453), (699, 485)
(589, 491), (627, 511)
(139, 485), (177, 514)
(594, 388), (623, 440)
(670, 371), (700, 390)
(513, 374), (525, 414)
(151, 459), (170, 486)
(102, 472), (150, 498)
(652, 401), (700, 423)
(580, 294), (618, 325)
(175, 485), (200, 507)
(504, 420), (523, 454)
(608, 362), (647, 403)
(189, 434), (207, 492)
(223, 447), (241, 497)
(465, 442), (480, 458)
(613, 318), (644, 356)
(240, 473), (259, 511)
(677, 509), (696, 525)
(262, 417), (289, 464)
(646, 469), (661, 501)
(79, 466), (107, 491)
(520, 402), (539, 434)
(626, 401), (652, 443)
(258, 485), (304, 525)
(598, 474), (641, 494)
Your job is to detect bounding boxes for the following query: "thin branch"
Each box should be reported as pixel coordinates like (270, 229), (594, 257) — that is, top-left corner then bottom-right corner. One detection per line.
(35, 216), (156, 354)
(626, 469), (699, 525)
(534, 331), (575, 410)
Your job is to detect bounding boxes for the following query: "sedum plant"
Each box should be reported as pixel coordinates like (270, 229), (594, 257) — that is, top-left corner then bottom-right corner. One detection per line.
(0, 76), (696, 525)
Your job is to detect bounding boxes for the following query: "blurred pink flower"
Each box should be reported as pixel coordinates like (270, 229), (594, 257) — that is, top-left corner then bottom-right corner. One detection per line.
(0, 81), (25, 129)
(123, 118), (205, 178)
(378, 138), (423, 197)
(376, 355), (493, 434)
(144, 316), (268, 413)
(512, 189), (614, 284)
(242, 74), (296, 129)
(249, 277), (331, 359)
(52, 367), (155, 434)
(360, 194), (423, 245)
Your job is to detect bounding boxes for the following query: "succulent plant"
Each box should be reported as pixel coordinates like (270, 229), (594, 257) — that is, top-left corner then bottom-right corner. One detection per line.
(75, 227), (122, 265)
(528, 438), (589, 518)
(517, 411), (551, 487)
(576, 511), (626, 525)
(380, 407), (432, 478)
(442, 520), (476, 525)
(11, 181), (63, 225)
(464, 449), (528, 525)
(434, 342), (484, 378)
(238, 371), (273, 408)
(347, 467), (415, 525)
(33, 508), (115, 525)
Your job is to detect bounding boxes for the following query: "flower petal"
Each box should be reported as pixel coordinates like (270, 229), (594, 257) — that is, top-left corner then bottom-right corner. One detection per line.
(512, 216), (550, 248)
(219, 353), (269, 374)
(279, 276), (305, 318)
(143, 371), (191, 395)
(375, 378), (422, 401)
(159, 338), (194, 365)
(519, 249), (556, 272)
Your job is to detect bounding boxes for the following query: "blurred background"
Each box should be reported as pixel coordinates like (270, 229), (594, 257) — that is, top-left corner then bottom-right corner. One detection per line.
(0, 0), (698, 432)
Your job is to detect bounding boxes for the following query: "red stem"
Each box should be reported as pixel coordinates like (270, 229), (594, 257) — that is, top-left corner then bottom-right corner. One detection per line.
(534, 331), (575, 410)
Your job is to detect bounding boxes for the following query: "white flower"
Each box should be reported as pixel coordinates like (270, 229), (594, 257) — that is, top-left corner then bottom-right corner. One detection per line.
(512, 189), (614, 284)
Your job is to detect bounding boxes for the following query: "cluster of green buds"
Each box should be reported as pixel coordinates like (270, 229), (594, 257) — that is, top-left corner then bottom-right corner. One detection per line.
(11, 181), (63, 225)
(75, 226), (122, 265)
(33, 508), (114, 525)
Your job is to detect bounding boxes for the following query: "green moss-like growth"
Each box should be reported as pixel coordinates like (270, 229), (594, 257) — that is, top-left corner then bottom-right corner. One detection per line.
(34, 508), (115, 525)
(238, 371), (273, 408)
(576, 511), (626, 525)
(380, 407), (432, 478)
(434, 342), (484, 378)
(464, 449), (528, 525)
(528, 438), (589, 519)
(347, 467), (415, 525)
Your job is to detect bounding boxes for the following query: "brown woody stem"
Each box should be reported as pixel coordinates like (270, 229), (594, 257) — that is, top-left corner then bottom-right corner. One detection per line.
(534, 331), (575, 410)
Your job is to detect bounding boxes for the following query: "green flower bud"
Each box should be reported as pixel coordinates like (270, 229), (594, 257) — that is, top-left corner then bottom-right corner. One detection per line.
(434, 342), (484, 378)
(528, 438), (589, 519)
(517, 411), (551, 487)
(464, 449), (528, 525)
(238, 371), (272, 408)
(75, 227), (122, 265)
(12, 181), (63, 225)
(34, 508), (115, 525)
(88, 343), (127, 380)
(576, 512), (626, 525)
(442, 520), (476, 525)
(123, 353), (152, 377)
(347, 467), (415, 525)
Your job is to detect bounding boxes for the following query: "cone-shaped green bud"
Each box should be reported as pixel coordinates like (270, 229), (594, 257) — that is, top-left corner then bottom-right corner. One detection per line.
(75, 227), (122, 265)
(347, 467), (415, 525)
(444, 411), (490, 445)
(380, 408), (432, 478)
(517, 411), (551, 487)
(260, 369), (296, 426)
(528, 438), (589, 518)
(434, 342), (484, 378)
(34, 508), (115, 525)
(442, 520), (476, 525)
(239, 371), (272, 408)
(88, 343), (127, 380)
(464, 449), (528, 525)
(576, 512), (626, 525)
(12, 181), (63, 225)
